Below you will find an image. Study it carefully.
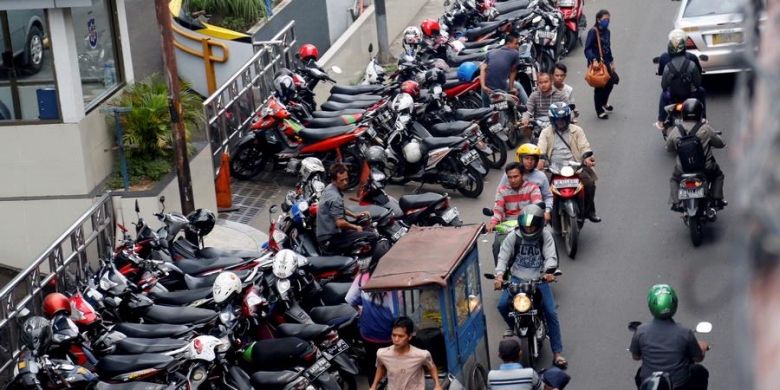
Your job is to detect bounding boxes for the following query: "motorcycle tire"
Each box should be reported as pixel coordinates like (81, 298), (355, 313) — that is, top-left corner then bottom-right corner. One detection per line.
(561, 213), (579, 259)
(688, 217), (703, 247)
(519, 336), (534, 368)
(482, 132), (508, 169)
(453, 91), (484, 109)
(230, 142), (267, 180)
(563, 29), (578, 56)
(458, 166), (484, 198)
(504, 111), (522, 148)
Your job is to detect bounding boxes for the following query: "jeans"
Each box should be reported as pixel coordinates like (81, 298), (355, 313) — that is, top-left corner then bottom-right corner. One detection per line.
(658, 88), (707, 121)
(482, 82), (528, 107)
(497, 276), (563, 353)
(634, 364), (709, 390)
(593, 77), (614, 115)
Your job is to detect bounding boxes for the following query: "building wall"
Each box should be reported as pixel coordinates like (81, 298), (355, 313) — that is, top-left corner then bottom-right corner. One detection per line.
(252, 0), (331, 54)
(124, 0), (163, 81)
(326, 0), (357, 44)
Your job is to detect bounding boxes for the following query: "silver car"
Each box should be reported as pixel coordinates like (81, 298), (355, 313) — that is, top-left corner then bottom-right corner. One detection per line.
(672, 0), (764, 74)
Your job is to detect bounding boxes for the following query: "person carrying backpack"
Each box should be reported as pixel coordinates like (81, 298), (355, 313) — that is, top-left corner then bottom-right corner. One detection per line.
(656, 29), (705, 129)
(665, 99), (726, 212)
(494, 204), (567, 369)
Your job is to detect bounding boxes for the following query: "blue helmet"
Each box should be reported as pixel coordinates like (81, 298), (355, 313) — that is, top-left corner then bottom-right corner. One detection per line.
(548, 102), (571, 131)
(457, 62), (479, 82)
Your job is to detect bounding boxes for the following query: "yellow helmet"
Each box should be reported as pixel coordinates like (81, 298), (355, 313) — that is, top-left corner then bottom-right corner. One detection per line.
(515, 143), (541, 163)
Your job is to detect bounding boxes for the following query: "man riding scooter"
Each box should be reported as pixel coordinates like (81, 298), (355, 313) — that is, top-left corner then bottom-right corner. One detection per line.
(498, 144), (554, 224)
(655, 29), (706, 130)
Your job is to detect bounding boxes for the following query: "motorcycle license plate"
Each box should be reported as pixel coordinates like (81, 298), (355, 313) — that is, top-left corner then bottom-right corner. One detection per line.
(460, 150), (479, 165)
(306, 357), (331, 377)
(679, 188), (705, 200)
(391, 226), (408, 241)
(442, 207), (460, 223)
(559, 0), (575, 6)
(536, 30), (556, 39)
(325, 339), (350, 357)
(552, 178), (579, 188)
(489, 123), (503, 133)
(491, 101), (508, 110)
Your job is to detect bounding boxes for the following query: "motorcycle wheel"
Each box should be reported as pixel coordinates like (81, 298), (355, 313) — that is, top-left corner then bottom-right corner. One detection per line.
(519, 336), (533, 367)
(482, 133), (508, 169)
(504, 112), (522, 148)
(230, 142), (267, 180)
(458, 166), (484, 198)
(688, 216), (703, 247)
(561, 213), (579, 259)
(563, 29), (578, 56)
(454, 91), (484, 109)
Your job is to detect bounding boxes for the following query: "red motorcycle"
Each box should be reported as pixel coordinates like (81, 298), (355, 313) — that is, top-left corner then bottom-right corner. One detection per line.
(230, 96), (376, 188)
(559, 0), (585, 55)
(548, 160), (585, 259)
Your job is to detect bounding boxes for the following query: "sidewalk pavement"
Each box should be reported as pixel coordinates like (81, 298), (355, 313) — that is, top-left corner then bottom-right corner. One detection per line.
(203, 219), (268, 252)
(388, 0), (445, 57)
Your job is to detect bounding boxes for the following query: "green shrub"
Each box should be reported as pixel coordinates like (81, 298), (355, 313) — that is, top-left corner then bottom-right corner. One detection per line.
(190, 0), (268, 31)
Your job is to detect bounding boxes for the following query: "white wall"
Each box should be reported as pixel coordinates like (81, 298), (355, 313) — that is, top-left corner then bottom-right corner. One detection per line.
(326, 0), (356, 44)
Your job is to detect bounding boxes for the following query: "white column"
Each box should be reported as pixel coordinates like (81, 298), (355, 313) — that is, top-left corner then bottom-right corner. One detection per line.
(48, 7), (84, 123)
(115, 0), (134, 83)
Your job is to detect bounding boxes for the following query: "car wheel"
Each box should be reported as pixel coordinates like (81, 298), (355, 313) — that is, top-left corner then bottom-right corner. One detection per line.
(24, 25), (44, 74)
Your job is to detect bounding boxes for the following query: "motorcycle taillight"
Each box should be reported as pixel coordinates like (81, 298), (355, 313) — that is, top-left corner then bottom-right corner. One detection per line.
(683, 180), (702, 189)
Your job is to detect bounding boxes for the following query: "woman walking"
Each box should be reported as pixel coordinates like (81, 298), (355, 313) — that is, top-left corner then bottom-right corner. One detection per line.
(584, 9), (617, 119)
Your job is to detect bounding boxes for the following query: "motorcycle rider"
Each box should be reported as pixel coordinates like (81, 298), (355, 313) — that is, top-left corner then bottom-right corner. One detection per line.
(655, 29), (705, 129)
(521, 73), (569, 128)
(630, 284), (710, 390)
(498, 144), (554, 223)
(495, 204), (566, 368)
(536, 102), (601, 223)
(665, 99), (726, 211)
(487, 162), (543, 264)
(317, 162), (379, 255)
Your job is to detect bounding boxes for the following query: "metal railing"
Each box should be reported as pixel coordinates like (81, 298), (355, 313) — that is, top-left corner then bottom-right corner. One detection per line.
(203, 21), (297, 174)
(0, 193), (115, 380)
(171, 21), (230, 95)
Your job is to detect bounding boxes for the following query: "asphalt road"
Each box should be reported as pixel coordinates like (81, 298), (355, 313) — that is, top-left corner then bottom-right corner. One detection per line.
(249, 0), (743, 388)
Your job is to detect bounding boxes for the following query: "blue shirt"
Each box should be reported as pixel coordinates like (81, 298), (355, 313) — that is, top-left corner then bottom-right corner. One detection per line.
(345, 272), (396, 343)
(484, 47), (520, 91)
(584, 26), (613, 65)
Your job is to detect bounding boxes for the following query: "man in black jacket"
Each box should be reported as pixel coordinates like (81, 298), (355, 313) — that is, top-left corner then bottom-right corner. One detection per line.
(655, 29), (706, 129)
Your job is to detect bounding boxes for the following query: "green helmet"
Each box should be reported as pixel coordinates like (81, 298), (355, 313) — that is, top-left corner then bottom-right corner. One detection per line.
(647, 284), (678, 319)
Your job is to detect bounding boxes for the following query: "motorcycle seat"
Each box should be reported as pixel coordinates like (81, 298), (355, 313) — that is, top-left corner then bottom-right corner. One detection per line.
(183, 270), (250, 290)
(346, 204), (393, 219)
(228, 366), (253, 390)
(247, 337), (313, 370)
(455, 107), (493, 121)
(251, 370), (300, 387)
(298, 125), (356, 143)
(309, 303), (358, 328)
(114, 322), (190, 338)
(448, 52), (488, 66)
(328, 93), (382, 103)
(95, 381), (169, 390)
(460, 47), (493, 55)
(142, 304), (217, 325)
(443, 78), (464, 89)
(495, 0), (530, 14)
(276, 323), (332, 341)
(399, 193), (445, 211)
(330, 84), (385, 95)
(149, 287), (212, 306)
(96, 353), (173, 378)
(422, 136), (465, 150)
(321, 100), (376, 111)
(197, 247), (263, 259)
(321, 282), (353, 306)
(463, 21), (505, 40)
(463, 37), (501, 48)
(311, 108), (365, 118)
(306, 255), (356, 273)
(431, 121), (473, 137)
(494, 8), (533, 22)
(175, 256), (246, 275)
(115, 337), (189, 355)
(304, 115), (362, 128)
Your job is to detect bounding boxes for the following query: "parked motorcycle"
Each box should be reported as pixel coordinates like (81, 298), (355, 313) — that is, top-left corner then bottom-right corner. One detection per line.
(558, 0), (585, 55)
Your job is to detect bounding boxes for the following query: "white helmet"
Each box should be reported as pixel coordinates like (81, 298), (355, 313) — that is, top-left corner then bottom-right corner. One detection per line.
(273, 249), (300, 279)
(186, 335), (227, 362)
(448, 39), (465, 55)
(299, 157), (325, 180)
(391, 93), (415, 113)
(403, 26), (422, 46)
(212, 272), (242, 304)
(402, 140), (423, 163)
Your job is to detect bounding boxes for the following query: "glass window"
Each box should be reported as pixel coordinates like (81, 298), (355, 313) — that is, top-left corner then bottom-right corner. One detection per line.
(72, 0), (122, 109)
(0, 10), (58, 122)
(454, 261), (482, 326)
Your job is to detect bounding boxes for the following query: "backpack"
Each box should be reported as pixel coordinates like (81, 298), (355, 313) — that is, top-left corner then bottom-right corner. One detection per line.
(664, 56), (696, 101)
(675, 123), (706, 172)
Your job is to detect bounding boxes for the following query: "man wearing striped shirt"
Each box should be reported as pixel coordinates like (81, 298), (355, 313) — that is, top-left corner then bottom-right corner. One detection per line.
(488, 337), (541, 390)
(486, 162), (543, 264)
(520, 73), (569, 127)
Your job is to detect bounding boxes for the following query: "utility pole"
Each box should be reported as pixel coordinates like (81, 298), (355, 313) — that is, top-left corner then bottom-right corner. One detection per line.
(154, 0), (195, 214)
(374, 0), (391, 64)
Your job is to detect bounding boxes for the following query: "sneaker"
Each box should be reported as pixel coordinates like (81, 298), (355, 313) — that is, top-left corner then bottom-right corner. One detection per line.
(597, 112), (609, 119)
(654, 121), (665, 130)
(587, 212), (602, 223)
(670, 205), (684, 213)
(603, 104), (614, 112)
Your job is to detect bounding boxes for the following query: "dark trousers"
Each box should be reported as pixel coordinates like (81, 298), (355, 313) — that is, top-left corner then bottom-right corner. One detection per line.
(658, 88), (707, 121)
(580, 166), (597, 216)
(320, 230), (378, 255)
(593, 77), (615, 115)
(635, 364), (709, 390)
(669, 163), (724, 204)
(362, 339), (392, 386)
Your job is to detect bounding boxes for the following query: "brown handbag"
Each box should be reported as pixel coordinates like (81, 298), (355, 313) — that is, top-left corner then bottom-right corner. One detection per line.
(584, 28), (611, 88)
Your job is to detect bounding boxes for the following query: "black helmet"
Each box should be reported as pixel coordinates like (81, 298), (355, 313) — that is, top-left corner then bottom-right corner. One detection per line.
(517, 204), (545, 241)
(366, 146), (387, 166)
(273, 74), (296, 101)
(21, 316), (52, 356)
(681, 98), (703, 122)
(187, 209), (216, 237)
(548, 102), (571, 131)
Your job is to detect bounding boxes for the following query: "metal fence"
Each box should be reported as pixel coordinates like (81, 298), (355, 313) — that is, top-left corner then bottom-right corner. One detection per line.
(203, 21), (297, 174)
(0, 193), (115, 380)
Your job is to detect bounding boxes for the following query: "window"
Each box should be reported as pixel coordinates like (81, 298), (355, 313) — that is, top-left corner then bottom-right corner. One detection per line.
(71, 0), (122, 109)
(0, 10), (58, 122)
(454, 261), (482, 326)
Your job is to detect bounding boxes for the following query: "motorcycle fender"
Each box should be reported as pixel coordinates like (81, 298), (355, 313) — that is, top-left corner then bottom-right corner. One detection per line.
(332, 353), (360, 375)
(563, 199), (578, 218)
(685, 199), (699, 217)
(236, 132), (257, 148)
(469, 160), (487, 176)
(315, 372), (342, 390)
(565, 20), (577, 32)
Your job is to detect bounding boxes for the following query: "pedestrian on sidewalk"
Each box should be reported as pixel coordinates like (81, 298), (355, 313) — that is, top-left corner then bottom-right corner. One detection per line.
(479, 31), (529, 107)
(487, 337), (541, 389)
(370, 317), (443, 390)
(584, 9), (618, 119)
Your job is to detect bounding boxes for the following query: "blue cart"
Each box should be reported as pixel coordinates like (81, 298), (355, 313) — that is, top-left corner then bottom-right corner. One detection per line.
(363, 224), (489, 390)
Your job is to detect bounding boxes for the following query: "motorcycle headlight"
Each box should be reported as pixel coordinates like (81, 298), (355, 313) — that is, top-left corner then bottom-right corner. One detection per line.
(513, 293), (532, 313)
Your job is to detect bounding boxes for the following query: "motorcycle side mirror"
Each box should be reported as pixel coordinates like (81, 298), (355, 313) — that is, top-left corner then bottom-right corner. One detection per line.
(269, 205), (278, 214)
(695, 321), (713, 334)
(628, 321), (641, 332)
(159, 196), (166, 212)
(331, 65), (343, 74)
(652, 56), (660, 64)
(444, 0), (450, 5)
(368, 43), (374, 54)
(698, 54), (709, 61)
(483, 273), (496, 280)
(482, 208), (494, 217)
(134, 199), (140, 213)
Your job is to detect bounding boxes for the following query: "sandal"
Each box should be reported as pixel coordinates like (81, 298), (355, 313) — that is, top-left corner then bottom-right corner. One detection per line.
(553, 356), (568, 369)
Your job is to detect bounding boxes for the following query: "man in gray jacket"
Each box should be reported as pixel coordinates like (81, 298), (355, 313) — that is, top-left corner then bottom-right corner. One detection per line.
(494, 204), (567, 368)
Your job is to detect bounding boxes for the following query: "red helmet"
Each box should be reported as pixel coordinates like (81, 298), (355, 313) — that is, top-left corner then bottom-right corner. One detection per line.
(420, 19), (441, 37)
(400, 80), (420, 98)
(43, 293), (71, 318)
(298, 44), (319, 62)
